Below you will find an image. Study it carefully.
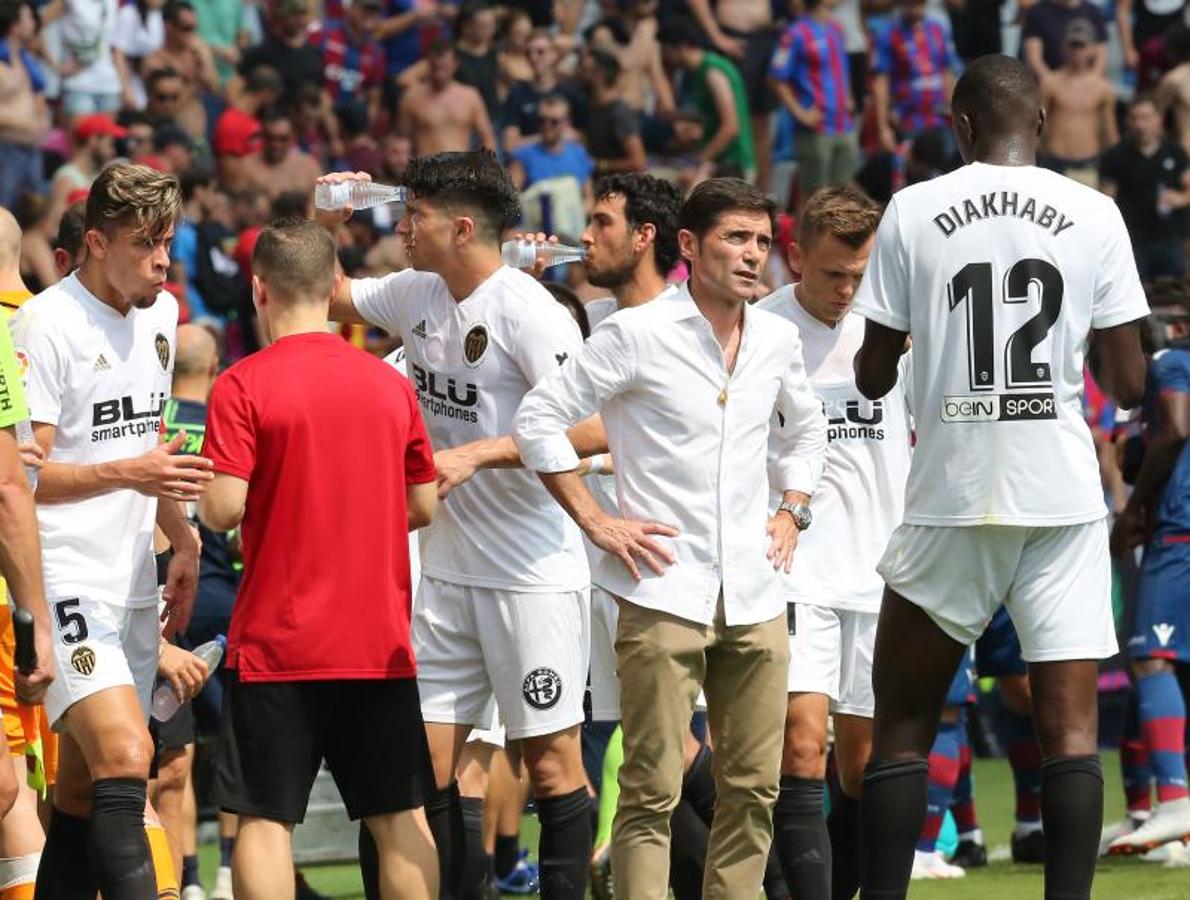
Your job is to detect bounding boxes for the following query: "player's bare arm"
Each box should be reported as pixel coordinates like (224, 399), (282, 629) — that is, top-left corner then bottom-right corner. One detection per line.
(1111, 386), (1190, 556)
(31, 424), (214, 503)
(156, 499), (200, 638)
(434, 415), (610, 498)
(538, 468), (677, 582)
(0, 424), (53, 703)
(198, 472), (249, 532)
(854, 319), (911, 400)
(1089, 319), (1147, 409)
(407, 480), (437, 531)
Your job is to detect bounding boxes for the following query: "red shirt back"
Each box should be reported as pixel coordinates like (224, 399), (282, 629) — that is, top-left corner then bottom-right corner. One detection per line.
(202, 332), (435, 682)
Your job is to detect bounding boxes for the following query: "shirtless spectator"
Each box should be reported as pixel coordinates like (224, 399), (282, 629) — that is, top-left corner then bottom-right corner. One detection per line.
(1040, 19), (1118, 188)
(241, 107), (322, 200)
(1020, 0), (1107, 79)
(397, 39), (496, 155)
(0, 0), (47, 210)
(144, 0), (220, 138)
(213, 64), (281, 191)
(498, 8), (533, 89)
(583, 46), (646, 174)
(46, 113), (122, 234)
(1157, 24), (1190, 154)
(1100, 93), (1190, 281)
(144, 67), (186, 125)
(607, 0), (676, 155)
(688, 0), (777, 191)
(502, 28), (585, 151)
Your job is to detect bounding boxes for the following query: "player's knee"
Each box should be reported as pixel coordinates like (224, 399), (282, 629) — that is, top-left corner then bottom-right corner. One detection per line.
(89, 728), (155, 780)
(781, 725), (828, 778)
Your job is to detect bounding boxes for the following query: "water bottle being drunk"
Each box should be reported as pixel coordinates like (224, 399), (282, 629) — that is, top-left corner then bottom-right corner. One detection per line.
(151, 636), (226, 722)
(314, 180), (407, 211)
(500, 239), (588, 269)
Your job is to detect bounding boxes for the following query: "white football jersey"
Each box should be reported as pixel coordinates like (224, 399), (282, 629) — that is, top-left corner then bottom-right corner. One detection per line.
(761, 289), (912, 612)
(353, 266), (588, 592)
(853, 162), (1149, 526)
(11, 274), (177, 607)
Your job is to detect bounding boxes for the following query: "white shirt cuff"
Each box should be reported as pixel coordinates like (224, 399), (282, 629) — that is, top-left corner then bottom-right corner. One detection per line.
(775, 457), (820, 497)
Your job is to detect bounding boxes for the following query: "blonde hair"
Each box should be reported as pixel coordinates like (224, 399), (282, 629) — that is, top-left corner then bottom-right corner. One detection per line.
(797, 187), (882, 251)
(85, 163), (182, 240)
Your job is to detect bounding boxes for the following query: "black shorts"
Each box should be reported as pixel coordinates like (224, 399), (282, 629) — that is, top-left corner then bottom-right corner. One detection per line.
(722, 25), (779, 113)
(216, 671), (433, 823)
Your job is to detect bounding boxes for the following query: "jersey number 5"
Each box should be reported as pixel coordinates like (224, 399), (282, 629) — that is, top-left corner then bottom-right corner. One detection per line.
(948, 258), (1064, 393)
(54, 598), (89, 645)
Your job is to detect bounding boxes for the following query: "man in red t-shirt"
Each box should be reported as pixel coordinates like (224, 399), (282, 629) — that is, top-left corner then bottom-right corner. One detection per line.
(198, 219), (439, 899)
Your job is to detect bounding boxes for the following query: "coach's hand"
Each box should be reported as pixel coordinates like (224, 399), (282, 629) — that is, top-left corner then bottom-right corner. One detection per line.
(586, 513), (678, 581)
(1110, 504), (1147, 558)
(161, 546), (199, 639)
(127, 431), (214, 501)
(766, 512), (802, 574)
(158, 642), (209, 705)
(15, 616), (54, 705)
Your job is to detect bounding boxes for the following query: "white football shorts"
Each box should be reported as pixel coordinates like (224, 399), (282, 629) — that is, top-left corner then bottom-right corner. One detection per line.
(787, 603), (878, 718)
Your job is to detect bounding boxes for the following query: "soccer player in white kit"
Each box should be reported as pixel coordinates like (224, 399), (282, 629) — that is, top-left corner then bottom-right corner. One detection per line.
(755, 187), (901, 900)
(316, 152), (594, 899)
(850, 56), (1149, 900)
(14, 164), (213, 899)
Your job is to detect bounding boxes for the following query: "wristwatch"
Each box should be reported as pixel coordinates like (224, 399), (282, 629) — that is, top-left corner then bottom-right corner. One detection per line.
(777, 501), (813, 531)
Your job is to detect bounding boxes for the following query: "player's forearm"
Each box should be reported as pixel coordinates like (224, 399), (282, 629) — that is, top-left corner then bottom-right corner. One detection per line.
(456, 415), (609, 474)
(1126, 432), (1188, 514)
(35, 459), (132, 503)
(156, 499), (199, 556)
(0, 465), (48, 624)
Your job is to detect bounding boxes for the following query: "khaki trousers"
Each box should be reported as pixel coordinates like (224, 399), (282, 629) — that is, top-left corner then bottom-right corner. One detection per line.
(611, 598), (789, 899)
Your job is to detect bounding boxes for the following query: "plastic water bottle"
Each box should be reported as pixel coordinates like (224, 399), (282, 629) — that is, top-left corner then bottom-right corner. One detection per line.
(151, 636), (226, 722)
(15, 420), (37, 492)
(314, 180), (406, 211)
(501, 239), (587, 268)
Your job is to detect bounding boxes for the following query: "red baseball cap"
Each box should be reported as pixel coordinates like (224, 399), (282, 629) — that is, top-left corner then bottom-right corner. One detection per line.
(73, 113), (128, 143)
(65, 188), (90, 206)
(214, 109), (263, 157)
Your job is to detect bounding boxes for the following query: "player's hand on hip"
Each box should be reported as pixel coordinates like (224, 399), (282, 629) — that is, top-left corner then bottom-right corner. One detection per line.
(313, 171), (372, 230)
(766, 512), (802, 574)
(1109, 505), (1147, 558)
(16, 618), (54, 705)
(433, 446), (478, 499)
(129, 430), (214, 501)
(158, 641), (209, 705)
(160, 548), (199, 639)
(586, 514), (678, 581)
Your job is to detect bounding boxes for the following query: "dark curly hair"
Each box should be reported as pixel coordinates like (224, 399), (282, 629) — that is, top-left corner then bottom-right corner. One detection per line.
(594, 174), (682, 277)
(400, 150), (520, 244)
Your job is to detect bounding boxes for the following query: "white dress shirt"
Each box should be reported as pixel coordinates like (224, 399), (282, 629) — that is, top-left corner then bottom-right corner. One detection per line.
(513, 284), (827, 627)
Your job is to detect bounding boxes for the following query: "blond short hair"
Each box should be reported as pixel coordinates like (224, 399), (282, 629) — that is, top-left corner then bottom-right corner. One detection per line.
(796, 187), (882, 251)
(251, 218), (336, 303)
(85, 163), (182, 240)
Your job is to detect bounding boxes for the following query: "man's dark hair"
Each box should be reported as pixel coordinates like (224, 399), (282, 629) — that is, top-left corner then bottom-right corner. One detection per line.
(588, 47), (621, 83)
(543, 282), (590, 339)
(0, 0), (28, 36)
(146, 67), (182, 93)
(427, 36), (454, 59)
(679, 178), (774, 240)
(245, 63), (284, 95)
(583, 17), (630, 46)
(258, 105), (291, 128)
(595, 174), (682, 276)
(271, 190), (309, 219)
(178, 167), (212, 202)
(252, 219), (337, 302)
(162, 0), (194, 23)
(951, 55), (1040, 136)
(454, 0), (491, 37)
(1128, 90), (1159, 112)
(55, 201), (87, 257)
(401, 150), (519, 243)
(657, 15), (704, 49)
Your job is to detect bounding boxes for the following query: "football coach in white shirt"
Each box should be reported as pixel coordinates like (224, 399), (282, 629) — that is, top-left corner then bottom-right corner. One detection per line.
(513, 178), (828, 900)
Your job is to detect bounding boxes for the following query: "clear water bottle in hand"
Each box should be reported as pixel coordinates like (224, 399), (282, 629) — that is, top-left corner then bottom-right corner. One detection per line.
(501, 239), (587, 269)
(15, 420), (37, 492)
(151, 635), (226, 722)
(314, 181), (407, 211)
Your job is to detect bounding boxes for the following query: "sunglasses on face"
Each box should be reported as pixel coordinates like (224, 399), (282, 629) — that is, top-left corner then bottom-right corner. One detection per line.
(155, 92), (181, 102)
(539, 116), (565, 126)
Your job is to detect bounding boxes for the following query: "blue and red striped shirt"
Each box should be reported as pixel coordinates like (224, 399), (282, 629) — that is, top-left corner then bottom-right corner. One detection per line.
(769, 17), (854, 136)
(311, 22), (386, 100)
(872, 15), (957, 136)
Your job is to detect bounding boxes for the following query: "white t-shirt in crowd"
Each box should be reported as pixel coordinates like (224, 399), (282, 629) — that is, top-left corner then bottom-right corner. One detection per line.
(11, 273), (177, 607)
(352, 265), (588, 592)
(853, 161), (1149, 527)
(760, 289), (912, 612)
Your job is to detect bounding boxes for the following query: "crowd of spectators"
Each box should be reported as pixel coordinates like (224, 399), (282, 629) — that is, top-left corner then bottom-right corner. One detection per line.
(0, 0), (1185, 358)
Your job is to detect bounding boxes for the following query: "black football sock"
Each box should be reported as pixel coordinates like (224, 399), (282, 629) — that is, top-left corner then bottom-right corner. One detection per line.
(425, 781), (464, 899)
(1041, 755), (1103, 900)
(859, 758), (928, 900)
(458, 796), (489, 898)
(87, 777), (156, 900)
(35, 808), (96, 899)
(358, 822), (380, 900)
(682, 745), (717, 826)
(535, 787), (591, 900)
(773, 776), (831, 900)
(669, 798), (709, 900)
(494, 833), (519, 879)
(828, 789), (862, 900)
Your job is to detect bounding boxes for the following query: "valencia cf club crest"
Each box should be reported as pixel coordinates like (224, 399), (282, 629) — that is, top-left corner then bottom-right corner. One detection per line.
(522, 667), (562, 710)
(463, 324), (489, 368)
(155, 333), (171, 371)
(71, 646), (96, 676)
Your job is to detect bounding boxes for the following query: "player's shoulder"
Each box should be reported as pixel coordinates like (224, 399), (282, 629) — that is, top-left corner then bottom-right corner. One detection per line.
(486, 266), (575, 324)
(584, 296), (618, 333)
(748, 300), (803, 345)
(756, 284), (796, 321)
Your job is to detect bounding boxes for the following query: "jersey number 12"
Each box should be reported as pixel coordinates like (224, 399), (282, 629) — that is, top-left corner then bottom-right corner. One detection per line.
(948, 258), (1063, 393)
